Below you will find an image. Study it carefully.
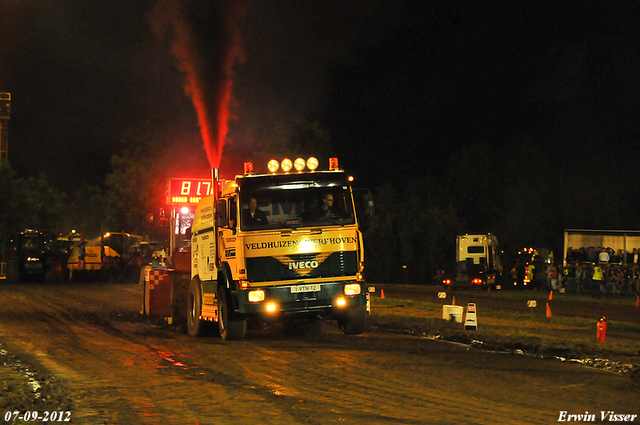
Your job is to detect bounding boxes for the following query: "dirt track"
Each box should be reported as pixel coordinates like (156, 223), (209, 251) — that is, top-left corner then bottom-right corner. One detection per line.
(1, 282), (639, 424)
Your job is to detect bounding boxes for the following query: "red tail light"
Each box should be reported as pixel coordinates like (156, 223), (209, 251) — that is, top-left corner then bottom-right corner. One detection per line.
(443, 279), (451, 285)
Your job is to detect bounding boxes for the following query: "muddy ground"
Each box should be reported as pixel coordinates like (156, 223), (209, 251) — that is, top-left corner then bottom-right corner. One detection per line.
(1, 282), (639, 424)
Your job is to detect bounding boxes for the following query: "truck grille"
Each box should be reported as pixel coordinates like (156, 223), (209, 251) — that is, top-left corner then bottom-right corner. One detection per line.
(246, 251), (357, 282)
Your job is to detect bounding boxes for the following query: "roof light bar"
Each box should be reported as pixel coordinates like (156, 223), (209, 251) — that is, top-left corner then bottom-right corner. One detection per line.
(264, 156), (329, 173)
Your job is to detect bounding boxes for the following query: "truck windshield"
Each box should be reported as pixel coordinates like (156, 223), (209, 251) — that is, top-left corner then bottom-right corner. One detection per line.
(238, 173), (356, 231)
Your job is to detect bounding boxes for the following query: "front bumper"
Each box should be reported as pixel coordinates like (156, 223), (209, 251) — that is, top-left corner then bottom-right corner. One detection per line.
(233, 280), (367, 317)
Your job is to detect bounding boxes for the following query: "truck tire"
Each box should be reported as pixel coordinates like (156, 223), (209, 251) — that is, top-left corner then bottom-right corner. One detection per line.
(217, 288), (246, 340)
(338, 304), (367, 335)
(187, 278), (207, 337)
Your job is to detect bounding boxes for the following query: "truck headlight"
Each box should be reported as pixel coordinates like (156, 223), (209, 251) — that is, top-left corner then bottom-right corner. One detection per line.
(344, 284), (361, 296)
(248, 290), (265, 302)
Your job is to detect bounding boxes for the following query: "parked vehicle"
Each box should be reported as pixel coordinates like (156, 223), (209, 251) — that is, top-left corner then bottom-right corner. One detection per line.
(442, 233), (502, 290)
(4, 230), (71, 283)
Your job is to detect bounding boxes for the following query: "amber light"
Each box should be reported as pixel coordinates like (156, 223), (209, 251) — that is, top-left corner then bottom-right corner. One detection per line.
(281, 158), (293, 172)
(306, 157), (319, 171)
(267, 159), (279, 173)
(294, 158), (306, 172)
(266, 302), (278, 313)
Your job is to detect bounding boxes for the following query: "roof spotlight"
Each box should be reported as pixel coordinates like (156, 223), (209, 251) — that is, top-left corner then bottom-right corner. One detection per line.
(281, 158), (293, 173)
(294, 157), (306, 172)
(306, 157), (319, 171)
(267, 159), (279, 173)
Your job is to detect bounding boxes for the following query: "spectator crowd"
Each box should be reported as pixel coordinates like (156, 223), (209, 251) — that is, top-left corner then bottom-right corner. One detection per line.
(509, 247), (640, 297)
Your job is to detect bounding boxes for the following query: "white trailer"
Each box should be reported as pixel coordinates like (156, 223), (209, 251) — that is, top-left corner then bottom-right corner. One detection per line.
(443, 233), (502, 289)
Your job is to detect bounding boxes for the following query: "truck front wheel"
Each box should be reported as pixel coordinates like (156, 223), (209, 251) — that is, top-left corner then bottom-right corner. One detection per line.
(338, 304), (367, 335)
(187, 279), (206, 337)
(217, 288), (246, 340)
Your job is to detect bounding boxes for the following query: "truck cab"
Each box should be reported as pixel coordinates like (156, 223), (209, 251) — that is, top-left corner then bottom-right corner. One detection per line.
(188, 157), (370, 339)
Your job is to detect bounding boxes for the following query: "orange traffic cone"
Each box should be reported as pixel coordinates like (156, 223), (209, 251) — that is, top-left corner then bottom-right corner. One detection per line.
(452, 296), (456, 306)
(381, 289), (385, 299)
(546, 302), (552, 317)
(549, 290), (553, 301)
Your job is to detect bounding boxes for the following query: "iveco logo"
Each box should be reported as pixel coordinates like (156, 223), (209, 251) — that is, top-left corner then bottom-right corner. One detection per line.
(275, 253), (330, 276)
(289, 260), (319, 270)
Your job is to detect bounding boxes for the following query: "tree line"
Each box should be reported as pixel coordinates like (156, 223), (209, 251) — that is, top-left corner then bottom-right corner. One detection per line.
(363, 135), (640, 284)
(3, 121), (640, 285)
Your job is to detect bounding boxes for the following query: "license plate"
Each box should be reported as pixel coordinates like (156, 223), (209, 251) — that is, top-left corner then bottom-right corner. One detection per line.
(291, 284), (320, 293)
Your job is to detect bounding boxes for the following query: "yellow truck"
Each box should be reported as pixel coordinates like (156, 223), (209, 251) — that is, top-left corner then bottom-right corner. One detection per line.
(188, 157), (371, 340)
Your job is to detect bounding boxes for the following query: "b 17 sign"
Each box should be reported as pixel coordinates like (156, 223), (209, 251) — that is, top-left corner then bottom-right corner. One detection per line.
(166, 178), (213, 205)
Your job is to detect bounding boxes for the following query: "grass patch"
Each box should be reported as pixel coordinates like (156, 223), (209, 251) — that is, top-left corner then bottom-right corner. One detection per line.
(369, 297), (640, 360)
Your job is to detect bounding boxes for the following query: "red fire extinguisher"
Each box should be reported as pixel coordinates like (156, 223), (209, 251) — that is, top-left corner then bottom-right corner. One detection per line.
(596, 317), (607, 342)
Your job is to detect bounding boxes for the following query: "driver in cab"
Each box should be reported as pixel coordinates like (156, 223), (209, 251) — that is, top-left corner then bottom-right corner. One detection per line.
(309, 193), (335, 221)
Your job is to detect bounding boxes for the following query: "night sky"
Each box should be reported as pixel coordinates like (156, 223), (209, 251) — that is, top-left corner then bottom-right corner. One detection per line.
(2, 0), (640, 193)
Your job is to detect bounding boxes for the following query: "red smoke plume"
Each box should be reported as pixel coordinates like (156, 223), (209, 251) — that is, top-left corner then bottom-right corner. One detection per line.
(150, 0), (244, 169)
